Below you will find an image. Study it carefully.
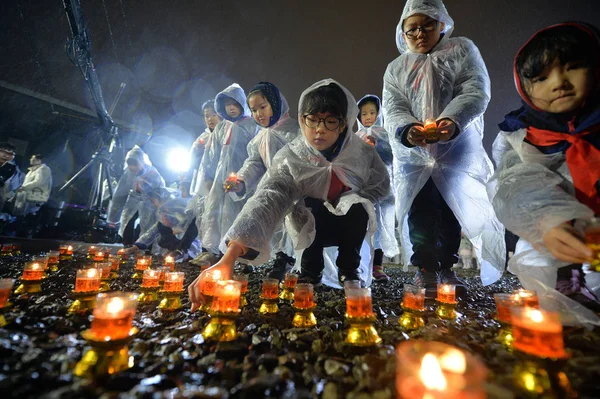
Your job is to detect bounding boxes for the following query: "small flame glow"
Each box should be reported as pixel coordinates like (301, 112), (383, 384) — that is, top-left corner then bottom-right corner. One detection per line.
(106, 297), (125, 314)
(529, 309), (544, 323)
(439, 349), (466, 374)
(87, 269), (98, 278)
(420, 353), (447, 391)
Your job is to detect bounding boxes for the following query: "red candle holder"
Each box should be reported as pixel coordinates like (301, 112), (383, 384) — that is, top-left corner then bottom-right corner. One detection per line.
(292, 283), (317, 327)
(233, 274), (249, 307)
(108, 254), (120, 274)
(139, 269), (160, 303)
(163, 255), (175, 271)
(93, 251), (106, 262)
(345, 287), (380, 346)
(47, 250), (60, 271)
(279, 273), (298, 301)
(202, 280), (242, 342)
(399, 284), (427, 331)
(163, 271), (184, 292)
(90, 292), (138, 340)
(436, 284), (457, 320)
(199, 269), (223, 311)
(512, 289), (539, 309)
(223, 172), (239, 191)
(87, 246), (97, 259)
(396, 340), (488, 399)
(59, 244), (73, 260)
(133, 255), (152, 279)
(511, 307), (567, 359)
(259, 278), (279, 314)
(211, 280), (242, 313)
(75, 268), (101, 293)
(117, 249), (129, 264)
(0, 278), (15, 327)
(1, 244), (20, 256)
(346, 287), (374, 318)
(31, 256), (50, 277)
(158, 272), (185, 311)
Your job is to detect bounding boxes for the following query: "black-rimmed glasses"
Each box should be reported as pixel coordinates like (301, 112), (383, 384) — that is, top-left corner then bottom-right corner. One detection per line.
(404, 21), (438, 40)
(302, 114), (343, 131)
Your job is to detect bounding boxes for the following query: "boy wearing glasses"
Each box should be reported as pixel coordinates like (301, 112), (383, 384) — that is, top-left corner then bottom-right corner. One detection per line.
(383, 0), (506, 299)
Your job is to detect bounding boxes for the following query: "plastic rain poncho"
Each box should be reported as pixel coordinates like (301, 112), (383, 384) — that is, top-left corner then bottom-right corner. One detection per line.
(487, 22), (600, 326)
(382, 0), (505, 285)
(200, 84), (256, 251)
(190, 127), (214, 196)
(13, 163), (52, 216)
(107, 145), (165, 238)
(222, 79), (390, 288)
(356, 95), (399, 258)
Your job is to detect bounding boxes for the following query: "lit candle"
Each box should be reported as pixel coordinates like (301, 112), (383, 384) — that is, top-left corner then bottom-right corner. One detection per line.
(345, 287), (373, 318)
(75, 268), (101, 292)
(211, 280), (242, 312)
(141, 269), (160, 288)
(90, 292), (138, 340)
(512, 289), (539, 308)
(224, 172), (238, 191)
(585, 217), (600, 271)
(32, 256), (49, 271)
(67, 245), (74, 255)
(511, 307), (566, 359)
(135, 255), (152, 270)
(163, 255), (175, 270)
(59, 245), (69, 256)
(402, 284), (426, 311)
(343, 280), (361, 294)
(396, 340), (487, 399)
(0, 244), (13, 255)
(201, 269), (222, 296)
(96, 262), (113, 280)
(0, 279), (15, 307)
(108, 255), (120, 271)
(437, 284), (457, 304)
(163, 272), (184, 292)
(93, 251), (105, 262)
(198, 138), (205, 145)
(117, 248), (127, 260)
(87, 246), (97, 257)
(283, 273), (298, 290)
(22, 262), (45, 280)
(424, 119), (437, 134)
(234, 274), (248, 294)
(156, 266), (170, 283)
(47, 250), (60, 265)
(261, 278), (279, 299)
(493, 293), (523, 324)
(294, 283), (315, 309)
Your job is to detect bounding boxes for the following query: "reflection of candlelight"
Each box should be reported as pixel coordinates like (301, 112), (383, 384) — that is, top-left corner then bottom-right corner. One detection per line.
(163, 255), (175, 270)
(261, 278), (279, 299)
(22, 262), (45, 280)
(211, 280), (242, 312)
(136, 256), (152, 270)
(163, 272), (184, 292)
(141, 269), (160, 288)
(402, 284), (426, 311)
(511, 308), (567, 359)
(437, 284), (457, 304)
(90, 292), (138, 340)
(201, 270), (222, 296)
(75, 269), (101, 292)
(396, 340), (487, 399)
(0, 279), (15, 308)
(294, 283), (315, 309)
(512, 289), (539, 308)
(345, 288), (374, 318)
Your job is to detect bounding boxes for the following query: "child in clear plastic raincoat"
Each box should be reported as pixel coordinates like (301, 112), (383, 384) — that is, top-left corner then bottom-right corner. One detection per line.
(107, 145), (165, 245)
(199, 83), (256, 254)
(225, 82), (299, 280)
(382, 0), (505, 299)
(489, 22), (600, 326)
(190, 100), (222, 196)
(356, 94), (399, 282)
(187, 79), (390, 309)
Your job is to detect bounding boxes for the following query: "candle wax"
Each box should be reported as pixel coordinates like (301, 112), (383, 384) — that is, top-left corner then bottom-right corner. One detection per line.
(294, 291), (314, 309)
(262, 282), (278, 299)
(346, 295), (373, 317)
(403, 292), (425, 311)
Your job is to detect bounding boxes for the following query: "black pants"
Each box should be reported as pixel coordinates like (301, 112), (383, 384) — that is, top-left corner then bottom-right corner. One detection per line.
(157, 218), (199, 252)
(408, 178), (461, 271)
(300, 198), (369, 280)
(373, 249), (384, 266)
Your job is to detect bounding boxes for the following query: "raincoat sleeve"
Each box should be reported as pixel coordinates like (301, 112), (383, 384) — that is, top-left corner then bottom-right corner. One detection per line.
(107, 171), (133, 224)
(382, 64), (421, 139)
(134, 223), (160, 249)
(355, 149), (391, 203)
(237, 138), (267, 194)
(488, 131), (593, 250)
(437, 39), (491, 134)
(224, 162), (303, 259)
(21, 166), (52, 191)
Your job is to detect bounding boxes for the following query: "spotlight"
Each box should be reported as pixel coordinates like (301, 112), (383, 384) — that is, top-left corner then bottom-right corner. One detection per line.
(166, 147), (191, 172)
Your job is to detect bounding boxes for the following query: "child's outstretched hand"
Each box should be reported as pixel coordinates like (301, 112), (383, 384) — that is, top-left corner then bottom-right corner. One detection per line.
(437, 119), (456, 141)
(365, 136), (376, 147)
(543, 223), (593, 263)
(406, 125), (428, 147)
(188, 259), (235, 312)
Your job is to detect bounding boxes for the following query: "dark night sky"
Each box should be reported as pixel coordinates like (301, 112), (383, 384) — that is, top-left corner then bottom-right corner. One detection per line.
(1, 0), (600, 187)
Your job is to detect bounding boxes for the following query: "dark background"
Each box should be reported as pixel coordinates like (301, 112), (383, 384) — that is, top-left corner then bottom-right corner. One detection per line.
(1, 0), (599, 202)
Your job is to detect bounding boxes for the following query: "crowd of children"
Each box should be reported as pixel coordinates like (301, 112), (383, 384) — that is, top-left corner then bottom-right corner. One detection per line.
(100, 0), (600, 323)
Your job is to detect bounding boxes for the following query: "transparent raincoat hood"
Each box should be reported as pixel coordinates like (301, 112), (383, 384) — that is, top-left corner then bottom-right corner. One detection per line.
(215, 83), (251, 122)
(383, 0), (505, 285)
(124, 145), (152, 169)
(356, 94), (384, 131)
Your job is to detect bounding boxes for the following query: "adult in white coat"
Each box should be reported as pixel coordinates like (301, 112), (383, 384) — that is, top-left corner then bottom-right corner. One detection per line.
(382, 0), (505, 297)
(13, 154), (52, 216)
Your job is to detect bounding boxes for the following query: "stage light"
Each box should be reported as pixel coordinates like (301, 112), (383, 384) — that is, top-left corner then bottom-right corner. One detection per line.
(166, 147), (191, 172)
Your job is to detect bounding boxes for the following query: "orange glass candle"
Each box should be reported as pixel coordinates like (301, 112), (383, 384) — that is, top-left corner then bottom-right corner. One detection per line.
(345, 287), (373, 318)
(93, 251), (106, 262)
(201, 269), (222, 296)
(108, 255), (120, 271)
(156, 266), (170, 283)
(512, 289), (539, 308)
(117, 248), (127, 260)
(437, 284), (457, 304)
(141, 269), (160, 288)
(32, 256), (49, 271)
(0, 244), (14, 255)
(261, 278), (279, 299)
(396, 340), (487, 399)
(424, 119), (438, 134)
(227, 172), (238, 183)
(90, 292), (138, 340)
(294, 283), (315, 309)
(75, 268), (101, 292)
(234, 274), (248, 294)
(47, 250), (60, 265)
(22, 262), (45, 280)
(494, 293), (523, 324)
(283, 273), (298, 290)
(163, 272), (184, 292)
(403, 284), (426, 311)
(211, 280), (242, 312)
(0, 279), (15, 307)
(96, 262), (112, 279)
(87, 246), (97, 257)
(59, 245), (73, 256)
(163, 255), (175, 270)
(343, 280), (361, 294)
(136, 255), (152, 270)
(511, 307), (566, 359)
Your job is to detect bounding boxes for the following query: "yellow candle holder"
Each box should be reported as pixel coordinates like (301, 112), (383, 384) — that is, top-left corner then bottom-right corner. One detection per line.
(258, 296), (279, 315)
(158, 290), (184, 311)
(497, 325), (515, 350)
(292, 305), (317, 328)
(240, 294), (248, 307)
(68, 290), (99, 315)
(279, 287), (294, 302)
(99, 279), (111, 293)
(0, 303), (11, 327)
(14, 279), (43, 297)
(201, 310), (240, 342)
(435, 301), (457, 320)
(138, 286), (159, 303)
(345, 314), (381, 346)
(399, 307), (426, 331)
(513, 352), (575, 399)
(59, 245), (73, 261)
(74, 327), (138, 379)
(198, 295), (214, 312)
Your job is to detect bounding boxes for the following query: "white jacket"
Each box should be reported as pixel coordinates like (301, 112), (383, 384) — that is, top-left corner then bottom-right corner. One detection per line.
(13, 163), (52, 215)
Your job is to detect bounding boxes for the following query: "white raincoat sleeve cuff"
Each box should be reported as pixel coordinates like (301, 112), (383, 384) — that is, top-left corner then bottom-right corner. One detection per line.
(437, 39), (490, 133)
(488, 134), (594, 250)
(382, 65), (421, 138)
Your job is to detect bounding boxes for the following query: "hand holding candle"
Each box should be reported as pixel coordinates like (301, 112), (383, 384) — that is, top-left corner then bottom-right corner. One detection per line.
(188, 259), (234, 311)
(223, 172), (243, 193)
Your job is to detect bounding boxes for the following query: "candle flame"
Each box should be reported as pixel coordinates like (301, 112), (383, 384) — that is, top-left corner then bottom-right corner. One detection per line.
(106, 297), (125, 314)
(420, 353), (447, 391)
(442, 285), (452, 293)
(212, 270), (222, 279)
(165, 256), (173, 262)
(87, 269), (98, 278)
(149, 270), (158, 277)
(439, 349), (466, 374)
(68, 246), (73, 250)
(97, 252), (104, 257)
(229, 173), (236, 178)
(529, 309), (544, 323)
(31, 263), (41, 270)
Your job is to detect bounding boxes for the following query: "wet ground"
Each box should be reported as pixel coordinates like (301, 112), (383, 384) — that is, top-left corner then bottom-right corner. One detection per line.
(1, 253), (599, 398)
